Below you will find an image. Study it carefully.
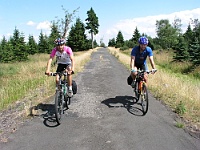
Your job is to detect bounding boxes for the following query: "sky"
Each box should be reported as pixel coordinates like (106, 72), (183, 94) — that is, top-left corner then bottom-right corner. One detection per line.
(0, 0), (200, 45)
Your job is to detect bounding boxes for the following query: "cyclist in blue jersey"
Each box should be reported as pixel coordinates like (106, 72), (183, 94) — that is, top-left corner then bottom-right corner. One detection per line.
(129, 36), (157, 86)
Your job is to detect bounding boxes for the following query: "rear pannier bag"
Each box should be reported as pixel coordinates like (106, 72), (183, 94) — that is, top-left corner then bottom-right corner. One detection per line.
(127, 75), (133, 85)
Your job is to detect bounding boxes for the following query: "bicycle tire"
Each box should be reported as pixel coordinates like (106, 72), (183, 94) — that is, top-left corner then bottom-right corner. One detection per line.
(141, 83), (149, 115)
(64, 96), (71, 110)
(134, 81), (140, 102)
(67, 97), (71, 106)
(54, 90), (63, 124)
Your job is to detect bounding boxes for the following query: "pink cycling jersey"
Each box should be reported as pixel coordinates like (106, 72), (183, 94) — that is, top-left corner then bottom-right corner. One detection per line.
(50, 46), (73, 64)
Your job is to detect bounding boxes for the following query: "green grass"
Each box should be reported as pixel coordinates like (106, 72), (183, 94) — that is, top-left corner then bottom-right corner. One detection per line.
(1, 76), (48, 109)
(175, 122), (185, 128)
(0, 65), (19, 77)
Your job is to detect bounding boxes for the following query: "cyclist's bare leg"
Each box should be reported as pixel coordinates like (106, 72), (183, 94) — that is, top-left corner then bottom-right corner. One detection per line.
(131, 67), (138, 80)
(144, 73), (148, 86)
(66, 66), (72, 87)
(56, 74), (60, 89)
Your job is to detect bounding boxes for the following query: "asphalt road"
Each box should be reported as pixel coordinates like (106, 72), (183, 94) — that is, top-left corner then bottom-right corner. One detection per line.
(1, 48), (199, 150)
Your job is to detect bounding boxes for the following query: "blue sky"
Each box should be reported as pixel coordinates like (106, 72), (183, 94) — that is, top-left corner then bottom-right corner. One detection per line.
(0, 0), (200, 45)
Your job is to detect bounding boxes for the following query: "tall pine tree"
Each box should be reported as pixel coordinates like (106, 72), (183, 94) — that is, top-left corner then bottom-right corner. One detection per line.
(85, 7), (99, 49)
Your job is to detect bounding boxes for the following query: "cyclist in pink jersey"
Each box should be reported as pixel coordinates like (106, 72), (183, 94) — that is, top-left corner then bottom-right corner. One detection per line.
(45, 38), (75, 97)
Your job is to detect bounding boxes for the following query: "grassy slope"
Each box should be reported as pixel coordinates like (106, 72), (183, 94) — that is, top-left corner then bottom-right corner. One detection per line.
(0, 48), (96, 112)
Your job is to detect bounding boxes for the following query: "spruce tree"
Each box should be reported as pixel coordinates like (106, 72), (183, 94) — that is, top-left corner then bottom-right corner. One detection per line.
(85, 7), (99, 49)
(27, 35), (38, 55)
(132, 27), (141, 45)
(189, 37), (200, 66)
(173, 36), (189, 62)
(48, 22), (60, 51)
(38, 31), (49, 53)
(0, 37), (13, 62)
(67, 18), (88, 51)
(115, 31), (124, 48)
(183, 24), (194, 47)
(10, 28), (28, 61)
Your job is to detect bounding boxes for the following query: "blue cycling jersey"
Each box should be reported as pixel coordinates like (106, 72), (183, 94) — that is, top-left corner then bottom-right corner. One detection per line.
(131, 46), (153, 66)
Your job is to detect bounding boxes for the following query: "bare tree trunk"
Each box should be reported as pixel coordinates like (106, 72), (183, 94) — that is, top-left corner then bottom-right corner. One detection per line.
(60, 6), (79, 39)
(91, 32), (94, 49)
(62, 18), (70, 38)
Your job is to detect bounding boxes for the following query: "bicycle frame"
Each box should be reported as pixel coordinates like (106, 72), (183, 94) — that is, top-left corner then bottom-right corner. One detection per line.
(133, 69), (154, 115)
(134, 70), (146, 97)
(48, 71), (71, 124)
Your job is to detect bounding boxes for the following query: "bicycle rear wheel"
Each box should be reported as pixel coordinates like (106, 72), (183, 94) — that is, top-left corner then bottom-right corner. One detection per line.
(54, 90), (63, 124)
(140, 83), (149, 115)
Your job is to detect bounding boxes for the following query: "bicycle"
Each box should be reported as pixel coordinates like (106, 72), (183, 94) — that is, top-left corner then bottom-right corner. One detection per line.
(132, 69), (157, 115)
(45, 70), (73, 124)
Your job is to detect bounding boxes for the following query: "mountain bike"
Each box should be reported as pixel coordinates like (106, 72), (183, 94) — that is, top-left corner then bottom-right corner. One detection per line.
(46, 71), (73, 124)
(132, 69), (157, 115)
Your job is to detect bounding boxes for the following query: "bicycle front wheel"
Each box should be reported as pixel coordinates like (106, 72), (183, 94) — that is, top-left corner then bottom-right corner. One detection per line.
(140, 83), (149, 115)
(54, 90), (63, 124)
(134, 81), (140, 103)
(64, 96), (71, 110)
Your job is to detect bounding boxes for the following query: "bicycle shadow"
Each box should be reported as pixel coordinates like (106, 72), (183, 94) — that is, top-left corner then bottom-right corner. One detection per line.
(30, 103), (60, 127)
(101, 96), (144, 116)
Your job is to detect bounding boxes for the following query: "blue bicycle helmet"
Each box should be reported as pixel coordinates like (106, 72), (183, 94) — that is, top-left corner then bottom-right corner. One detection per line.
(138, 36), (148, 45)
(54, 38), (66, 45)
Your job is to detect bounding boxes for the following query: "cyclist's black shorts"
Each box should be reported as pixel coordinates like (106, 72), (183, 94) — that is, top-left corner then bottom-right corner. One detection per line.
(56, 64), (71, 73)
(135, 63), (148, 71)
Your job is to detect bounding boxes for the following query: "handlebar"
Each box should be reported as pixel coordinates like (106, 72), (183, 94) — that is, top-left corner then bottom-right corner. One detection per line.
(45, 71), (74, 76)
(137, 69), (157, 74)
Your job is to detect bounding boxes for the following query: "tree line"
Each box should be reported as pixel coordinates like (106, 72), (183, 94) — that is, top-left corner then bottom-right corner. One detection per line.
(0, 7), (99, 63)
(0, 6), (200, 67)
(108, 18), (200, 67)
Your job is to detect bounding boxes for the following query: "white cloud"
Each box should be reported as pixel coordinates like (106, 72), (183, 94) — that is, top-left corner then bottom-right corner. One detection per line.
(27, 21), (36, 26)
(36, 21), (51, 30)
(101, 8), (200, 45)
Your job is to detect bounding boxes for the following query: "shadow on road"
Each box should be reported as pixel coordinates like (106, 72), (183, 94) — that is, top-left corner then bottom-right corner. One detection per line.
(30, 103), (60, 127)
(101, 96), (144, 116)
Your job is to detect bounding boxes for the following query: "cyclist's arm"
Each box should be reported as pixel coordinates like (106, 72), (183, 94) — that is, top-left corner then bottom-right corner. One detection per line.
(130, 55), (135, 70)
(46, 57), (53, 75)
(149, 56), (156, 69)
(70, 54), (75, 72)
